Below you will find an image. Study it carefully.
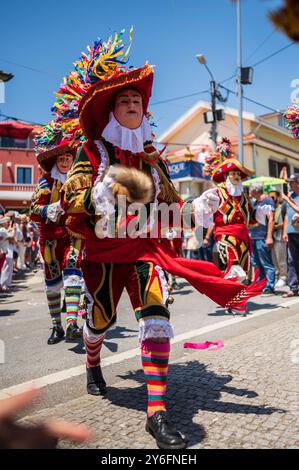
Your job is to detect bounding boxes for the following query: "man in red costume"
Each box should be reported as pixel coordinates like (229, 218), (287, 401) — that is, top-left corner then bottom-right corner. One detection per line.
(60, 32), (264, 449)
(201, 139), (273, 306)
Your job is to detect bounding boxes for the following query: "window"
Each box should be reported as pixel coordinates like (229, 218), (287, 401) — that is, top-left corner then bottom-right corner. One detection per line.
(16, 167), (32, 184)
(268, 159), (290, 178)
(0, 137), (28, 148)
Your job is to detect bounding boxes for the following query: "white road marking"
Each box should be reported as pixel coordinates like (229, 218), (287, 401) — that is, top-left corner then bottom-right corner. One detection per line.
(0, 297), (298, 400)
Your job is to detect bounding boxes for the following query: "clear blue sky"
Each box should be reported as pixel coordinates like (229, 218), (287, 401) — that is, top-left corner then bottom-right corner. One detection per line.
(1, 0), (298, 139)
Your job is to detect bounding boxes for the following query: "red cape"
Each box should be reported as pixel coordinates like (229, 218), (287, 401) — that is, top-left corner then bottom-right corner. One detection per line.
(84, 230), (264, 311)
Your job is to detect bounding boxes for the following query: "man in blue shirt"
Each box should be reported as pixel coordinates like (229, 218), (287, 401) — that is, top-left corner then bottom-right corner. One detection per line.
(282, 174), (299, 297)
(249, 183), (276, 294)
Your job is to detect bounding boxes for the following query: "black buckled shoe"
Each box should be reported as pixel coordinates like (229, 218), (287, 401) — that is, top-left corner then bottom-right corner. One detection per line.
(65, 323), (83, 342)
(47, 325), (65, 345)
(146, 411), (188, 449)
(86, 366), (107, 396)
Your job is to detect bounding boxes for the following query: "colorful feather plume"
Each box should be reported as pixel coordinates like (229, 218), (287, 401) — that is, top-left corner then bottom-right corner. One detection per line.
(51, 27), (134, 122)
(36, 29), (136, 158)
(284, 100), (299, 139)
(34, 120), (64, 155)
(203, 137), (234, 177)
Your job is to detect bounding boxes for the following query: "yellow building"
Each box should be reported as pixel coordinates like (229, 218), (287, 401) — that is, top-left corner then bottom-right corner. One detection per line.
(158, 101), (299, 199)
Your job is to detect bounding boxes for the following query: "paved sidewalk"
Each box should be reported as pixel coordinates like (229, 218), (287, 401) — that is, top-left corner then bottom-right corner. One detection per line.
(21, 312), (299, 449)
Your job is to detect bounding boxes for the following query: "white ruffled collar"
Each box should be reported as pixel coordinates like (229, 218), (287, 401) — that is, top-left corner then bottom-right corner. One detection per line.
(50, 164), (68, 184)
(225, 175), (244, 196)
(101, 112), (152, 153)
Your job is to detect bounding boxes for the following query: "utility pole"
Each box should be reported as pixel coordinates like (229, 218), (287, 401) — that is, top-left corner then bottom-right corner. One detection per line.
(210, 79), (217, 149)
(236, 0), (244, 164)
(196, 55), (226, 150)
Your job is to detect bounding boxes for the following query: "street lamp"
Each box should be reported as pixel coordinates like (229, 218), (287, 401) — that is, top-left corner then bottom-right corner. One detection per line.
(0, 70), (14, 82)
(0, 70), (13, 108)
(196, 54), (225, 150)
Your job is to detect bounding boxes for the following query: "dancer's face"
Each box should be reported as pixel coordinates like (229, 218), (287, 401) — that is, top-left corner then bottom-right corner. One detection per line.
(56, 154), (73, 174)
(113, 89), (143, 129)
(228, 170), (242, 186)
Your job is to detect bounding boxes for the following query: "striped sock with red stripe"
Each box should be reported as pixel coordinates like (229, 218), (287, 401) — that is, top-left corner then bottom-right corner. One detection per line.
(46, 291), (61, 327)
(141, 339), (170, 417)
(65, 286), (81, 325)
(83, 329), (105, 368)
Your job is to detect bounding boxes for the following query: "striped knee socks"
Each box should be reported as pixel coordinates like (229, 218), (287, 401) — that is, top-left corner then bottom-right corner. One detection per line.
(83, 328), (105, 368)
(65, 286), (81, 325)
(141, 339), (170, 417)
(46, 291), (61, 327)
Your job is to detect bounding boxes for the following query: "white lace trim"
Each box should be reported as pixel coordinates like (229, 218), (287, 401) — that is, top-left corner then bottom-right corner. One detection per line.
(83, 288), (115, 335)
(139, 319), (174, 341)
(51, 164), (68, 184)
(94, 140), (109, 184)
(45, 279), (63, 293)
(101, 113), (152, 154)
(155, 266), (169, 304)
(46, 201), (64, 222)
(63, 274), (84, 287)
(148, 168), (161, 230)
(83, 323), (105, 343)
(84, 289), (94, 322)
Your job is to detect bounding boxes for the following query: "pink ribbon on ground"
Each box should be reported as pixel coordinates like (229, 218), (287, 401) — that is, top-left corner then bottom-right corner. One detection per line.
(183, 340), (224, 351)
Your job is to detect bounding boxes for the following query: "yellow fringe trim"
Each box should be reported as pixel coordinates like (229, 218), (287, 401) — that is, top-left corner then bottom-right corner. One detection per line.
(154, 164), (182, 203)
(61, 173), (93, 195)
(65, 217), (86, 240)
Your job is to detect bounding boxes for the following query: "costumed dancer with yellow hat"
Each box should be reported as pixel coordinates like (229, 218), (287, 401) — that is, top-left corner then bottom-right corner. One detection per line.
(30, 122), (84, 344)
(59, 30), (266, 449)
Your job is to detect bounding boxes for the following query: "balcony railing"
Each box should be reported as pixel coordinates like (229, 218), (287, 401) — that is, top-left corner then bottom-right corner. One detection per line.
(0, 183), (36, 192)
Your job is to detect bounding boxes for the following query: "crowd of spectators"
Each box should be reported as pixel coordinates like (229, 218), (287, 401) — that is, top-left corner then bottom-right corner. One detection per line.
(182, 173), (299, 297)
(0, 211), (40, 293)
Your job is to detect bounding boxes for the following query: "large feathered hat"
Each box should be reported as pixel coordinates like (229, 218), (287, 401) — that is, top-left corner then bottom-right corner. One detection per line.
(203, 137), (254, 183)
(35, 61), (88, 172)
(34, 120), (78, 173)
(52, 28), (154, 141)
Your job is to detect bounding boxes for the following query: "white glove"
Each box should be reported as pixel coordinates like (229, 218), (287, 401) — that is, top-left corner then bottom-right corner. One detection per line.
(192, 188), (220, 228)
(46, 201), (65, 223)
(255, 204), (273, 225)
(92, 173), (115, 217)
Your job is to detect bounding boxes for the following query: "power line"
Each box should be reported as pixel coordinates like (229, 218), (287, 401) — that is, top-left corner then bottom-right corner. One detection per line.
(244, 29), (276, 63)
(251, 41), (295, 68)
(0, 58), (60, 78)
(151, 90), (209, 106)
(218, 85), (282, 114)
(219, 41), (296, 85)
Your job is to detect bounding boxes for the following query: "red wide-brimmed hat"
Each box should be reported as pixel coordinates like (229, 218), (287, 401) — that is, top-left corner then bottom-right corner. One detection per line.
(203, 137), (254, 183)
(79, 64), (154, 140)
(212, 158), (254, 183)
(37, 138), (76, 173)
